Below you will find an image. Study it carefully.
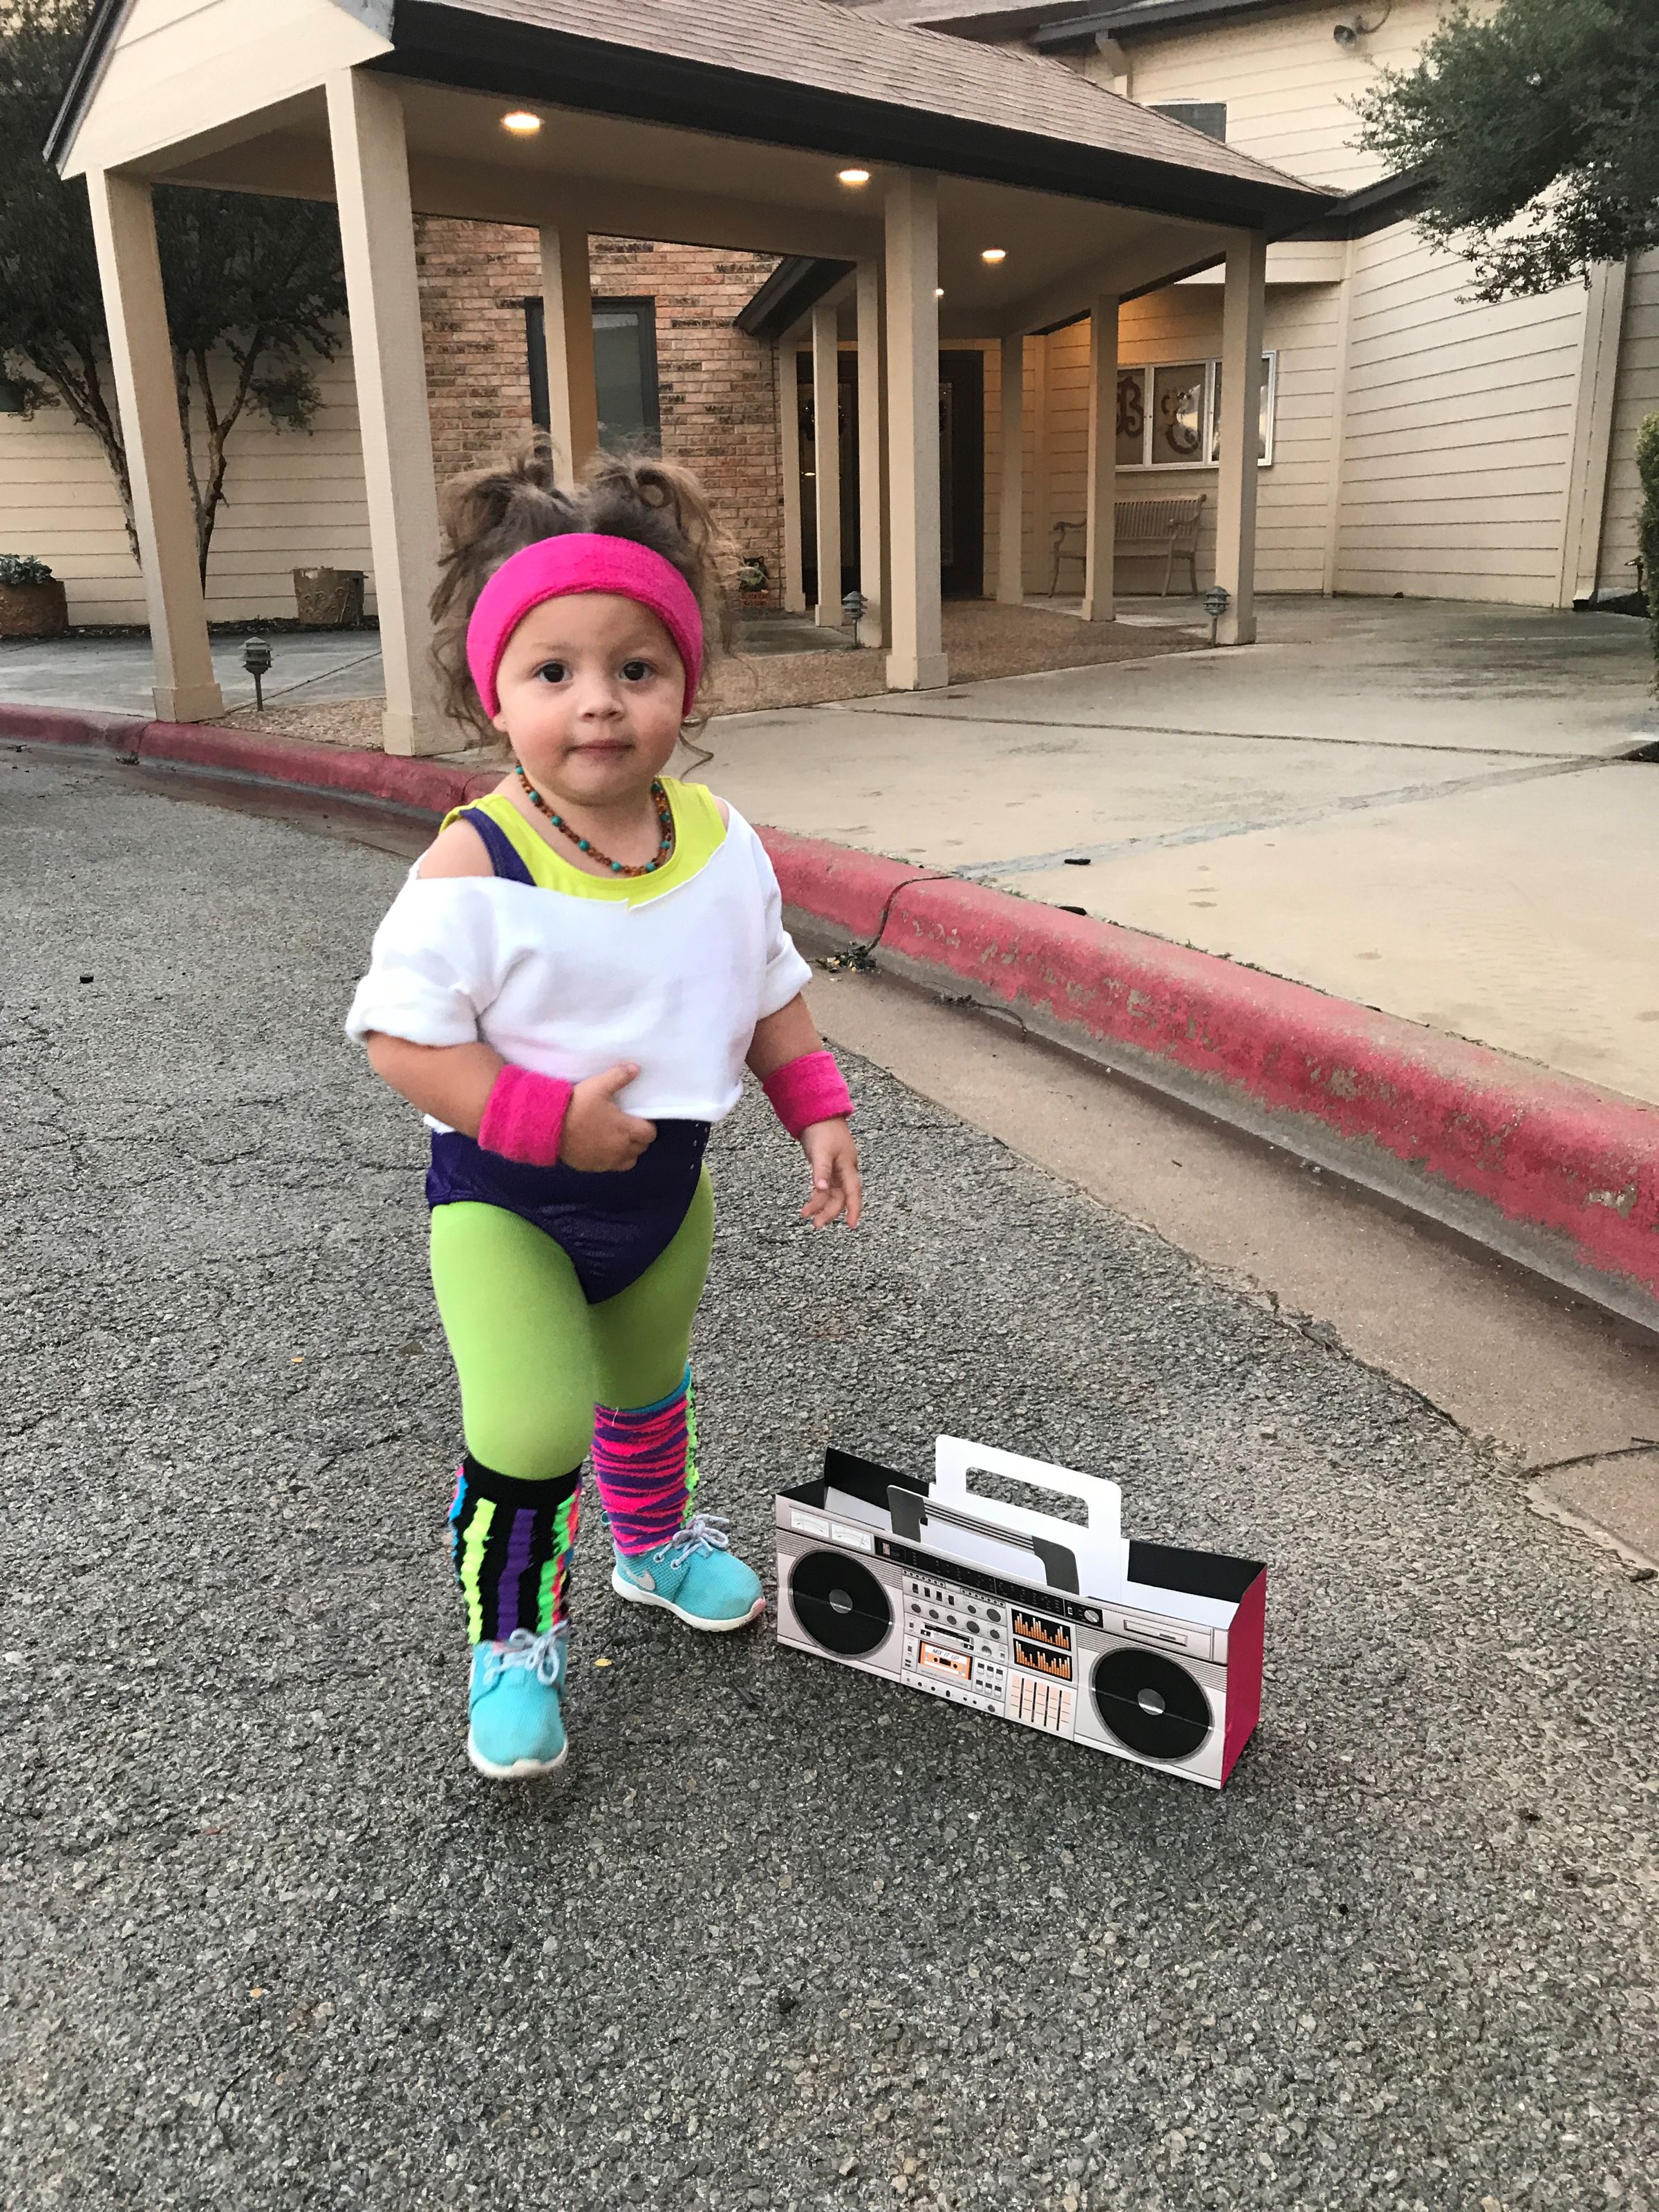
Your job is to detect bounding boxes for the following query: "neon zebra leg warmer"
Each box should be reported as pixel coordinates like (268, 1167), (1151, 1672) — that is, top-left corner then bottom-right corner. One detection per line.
(447, 1455), (583, 1645)
(590, 1366), (698, 1558)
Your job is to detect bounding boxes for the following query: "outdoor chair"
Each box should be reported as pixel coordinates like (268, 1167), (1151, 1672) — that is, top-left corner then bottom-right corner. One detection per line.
(1049, 495), (1207, 598)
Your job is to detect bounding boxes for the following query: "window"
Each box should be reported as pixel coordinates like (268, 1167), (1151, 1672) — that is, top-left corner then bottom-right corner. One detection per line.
(1147, 100), (1228, 142)
(1114, 353), (1276, 470)
(592, 299), (660, 451)
(525, 295), (661, 452)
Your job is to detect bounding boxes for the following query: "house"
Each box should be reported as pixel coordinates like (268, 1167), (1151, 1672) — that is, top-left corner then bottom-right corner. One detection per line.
(31, 0), (1335, 751)
(10, 0), (1642, 749)
(850, 0), (1658, 609)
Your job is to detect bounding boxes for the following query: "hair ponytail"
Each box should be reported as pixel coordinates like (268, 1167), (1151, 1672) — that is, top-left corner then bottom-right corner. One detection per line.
(431, 442), (734, 734)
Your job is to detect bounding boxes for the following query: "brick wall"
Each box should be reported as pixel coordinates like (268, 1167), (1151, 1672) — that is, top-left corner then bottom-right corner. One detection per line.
(414, 220), (784, 599)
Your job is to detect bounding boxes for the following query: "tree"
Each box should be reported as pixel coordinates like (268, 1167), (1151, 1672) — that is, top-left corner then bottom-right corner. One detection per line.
(1354, 0), (1659, 302)
(0, 0), (349, 580)
(1637, 413), (1659, 666)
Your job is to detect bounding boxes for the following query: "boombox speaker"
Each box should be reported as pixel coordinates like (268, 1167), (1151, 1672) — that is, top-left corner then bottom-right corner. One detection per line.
(775, 1436), (1265, 1789)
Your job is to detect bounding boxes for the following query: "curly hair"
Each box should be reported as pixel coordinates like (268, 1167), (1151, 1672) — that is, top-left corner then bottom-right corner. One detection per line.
(431, 444), (735, 736)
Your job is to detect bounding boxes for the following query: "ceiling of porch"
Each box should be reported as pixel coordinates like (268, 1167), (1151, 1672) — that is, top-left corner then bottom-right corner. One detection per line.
(160, 78), (1245, 337)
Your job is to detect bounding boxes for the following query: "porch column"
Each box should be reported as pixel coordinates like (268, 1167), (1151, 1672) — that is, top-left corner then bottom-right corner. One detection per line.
(1081, 294), (1118, 623)
(538, 223), (599, 475)
(883, 171), (947, 691)
(777, 339), (807, 614)
(997, 332), (1025, 606)
(1031, 332), (1051, 594)
(855, 260), (885, 648)
(326, 68), (448, 757)
(1214, 229), (1267, 646)
(84, 171), (223, 724)
(810, 301), (843, 629)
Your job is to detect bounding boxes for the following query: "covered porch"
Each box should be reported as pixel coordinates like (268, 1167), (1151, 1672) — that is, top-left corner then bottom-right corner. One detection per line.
(51, 0), (1331, 755)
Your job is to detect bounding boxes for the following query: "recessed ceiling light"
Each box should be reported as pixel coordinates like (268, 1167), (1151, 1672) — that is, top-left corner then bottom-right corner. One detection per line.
(837, 167), (871, 186)
(501, 111), (542, 135)
(981, 247), (1007, 263)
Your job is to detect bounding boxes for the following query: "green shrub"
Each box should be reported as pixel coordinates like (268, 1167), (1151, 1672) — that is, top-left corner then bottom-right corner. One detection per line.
(1638, 412), (1659, 668)
(0, 553), (55, 586)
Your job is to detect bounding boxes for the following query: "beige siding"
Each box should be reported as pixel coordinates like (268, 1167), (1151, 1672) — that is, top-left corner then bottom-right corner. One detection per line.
(1332, 227), (1584, 603)
(0, 341), (373, 626)
(62, 0), (389, 180)
(1034, 280), (1340, 596)
(1105, 0), (1455, 191)
(1595, 250), (1659, 599)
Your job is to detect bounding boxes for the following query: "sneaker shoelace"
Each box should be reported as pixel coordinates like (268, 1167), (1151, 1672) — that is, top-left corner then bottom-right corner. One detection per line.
(658, 1512), (733, 1569)
(480, 1627), (566, 1689)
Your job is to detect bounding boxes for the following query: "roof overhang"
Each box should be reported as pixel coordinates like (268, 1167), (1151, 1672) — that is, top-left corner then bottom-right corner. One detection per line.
(374, 1), (1326, 237)
(48, 0), (1335, 332)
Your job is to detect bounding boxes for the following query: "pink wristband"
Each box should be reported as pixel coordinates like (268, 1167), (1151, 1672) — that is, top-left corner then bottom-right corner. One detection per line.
(761, 1049), (854, 1141)
(476, 1063), (574, 1168)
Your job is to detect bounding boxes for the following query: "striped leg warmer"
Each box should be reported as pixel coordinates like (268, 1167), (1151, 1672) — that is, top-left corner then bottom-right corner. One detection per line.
(447, 1456), (583, 1645)
(590, 1367), (698, 1558)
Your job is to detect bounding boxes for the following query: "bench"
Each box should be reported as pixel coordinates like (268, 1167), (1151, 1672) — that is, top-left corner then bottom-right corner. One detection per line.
(1049, 496), (1207, 598)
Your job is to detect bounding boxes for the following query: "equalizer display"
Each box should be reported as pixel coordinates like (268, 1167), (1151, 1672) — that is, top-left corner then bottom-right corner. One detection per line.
(1011, 1609), (1074, 1682)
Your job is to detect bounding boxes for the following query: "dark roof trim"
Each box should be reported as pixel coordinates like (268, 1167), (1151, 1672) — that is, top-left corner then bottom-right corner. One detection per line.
(379, 0), (1329, 236)
(896, 2), (1101, 38)
(44, 0), (129, 170)
(1031, 0), (1292, 50)
(1286, 163), (1435, 240)
(734, 256), (854, 341)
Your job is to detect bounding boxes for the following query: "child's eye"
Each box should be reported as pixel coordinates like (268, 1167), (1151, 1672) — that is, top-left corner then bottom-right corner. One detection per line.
(619, 658), (655, 683)
(534, 659), (570, 684)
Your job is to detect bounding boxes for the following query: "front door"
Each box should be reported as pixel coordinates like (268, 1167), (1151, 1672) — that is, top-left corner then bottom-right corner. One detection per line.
(799, 348), (985, 603)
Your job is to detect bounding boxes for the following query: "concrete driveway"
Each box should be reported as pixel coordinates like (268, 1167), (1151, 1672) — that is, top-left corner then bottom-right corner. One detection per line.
(3, 740), (1655, 2212)
(703, 598), (1659, 1101)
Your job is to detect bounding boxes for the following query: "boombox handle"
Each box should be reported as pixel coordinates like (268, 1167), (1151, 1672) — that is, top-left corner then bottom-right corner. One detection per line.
(912, 1436), (1130, 1597)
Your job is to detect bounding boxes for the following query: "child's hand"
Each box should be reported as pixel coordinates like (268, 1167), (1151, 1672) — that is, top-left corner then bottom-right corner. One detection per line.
(561, 1064), (657, 1172)
(799, 1120), (862, 1229)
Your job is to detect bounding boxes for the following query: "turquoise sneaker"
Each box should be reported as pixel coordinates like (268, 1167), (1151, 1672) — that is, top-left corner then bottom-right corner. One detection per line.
(610, 1514), (766, 1632)
(466, 1627), (569, 1780)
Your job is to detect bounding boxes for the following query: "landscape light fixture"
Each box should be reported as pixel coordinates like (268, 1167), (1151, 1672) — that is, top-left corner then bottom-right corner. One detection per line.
(842, 589), (868, 645)
(500, 110), (542, 134)
(1204, 584), (1230, 645)
(837, 167), (871, 186)
(242, 636), (273, 711)
(980, 247), (1007, 263)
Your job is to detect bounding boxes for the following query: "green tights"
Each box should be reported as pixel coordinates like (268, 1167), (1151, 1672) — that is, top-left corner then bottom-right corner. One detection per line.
(429, 1170), (715, 1480)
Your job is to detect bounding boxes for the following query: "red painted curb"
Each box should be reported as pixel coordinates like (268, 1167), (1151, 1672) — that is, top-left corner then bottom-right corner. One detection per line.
(759, 825), (1659, 1317)
(1, 700), (151, 751)
(138, 720), (498, 815)
(10, 702), (1656, 1318)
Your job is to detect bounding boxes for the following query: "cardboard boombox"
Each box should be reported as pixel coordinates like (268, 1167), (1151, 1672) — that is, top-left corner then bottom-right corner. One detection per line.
(775, 1436), (1265, 1789)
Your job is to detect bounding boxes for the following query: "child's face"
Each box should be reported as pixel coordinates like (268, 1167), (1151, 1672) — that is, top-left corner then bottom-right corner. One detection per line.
(491, 592), (686, 806)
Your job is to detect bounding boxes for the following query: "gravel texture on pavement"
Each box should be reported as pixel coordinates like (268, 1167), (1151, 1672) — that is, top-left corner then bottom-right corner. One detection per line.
(2, 743), (1654, 2212)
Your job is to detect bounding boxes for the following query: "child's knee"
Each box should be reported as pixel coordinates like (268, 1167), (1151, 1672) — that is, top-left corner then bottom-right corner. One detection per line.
(462, 1398), (594, 1484)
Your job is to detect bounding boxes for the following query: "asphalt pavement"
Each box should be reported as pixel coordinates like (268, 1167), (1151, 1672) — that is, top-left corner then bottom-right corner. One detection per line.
(2, 742), (1655, 2212)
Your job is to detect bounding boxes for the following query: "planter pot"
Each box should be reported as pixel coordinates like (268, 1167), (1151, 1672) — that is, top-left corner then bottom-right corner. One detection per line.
(0, 578), (68, 639)
(292, 566), (366, 627)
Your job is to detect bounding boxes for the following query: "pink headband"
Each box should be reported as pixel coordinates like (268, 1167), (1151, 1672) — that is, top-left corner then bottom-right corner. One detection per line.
(465, 533), (704, 721)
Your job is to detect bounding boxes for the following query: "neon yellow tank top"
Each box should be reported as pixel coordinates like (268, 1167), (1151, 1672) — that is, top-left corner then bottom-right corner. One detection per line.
(438, 776), (727, 906)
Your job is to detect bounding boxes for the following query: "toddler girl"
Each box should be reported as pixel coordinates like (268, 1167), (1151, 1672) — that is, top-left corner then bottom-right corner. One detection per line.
(346, 450), (861, 1781)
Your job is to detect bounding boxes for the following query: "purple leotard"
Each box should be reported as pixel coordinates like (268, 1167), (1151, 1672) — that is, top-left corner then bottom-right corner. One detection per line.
(424, 808), (711, 1303)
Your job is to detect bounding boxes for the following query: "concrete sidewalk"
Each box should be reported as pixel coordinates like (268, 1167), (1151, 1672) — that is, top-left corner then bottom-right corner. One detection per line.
(700, 597), (1659, 1104)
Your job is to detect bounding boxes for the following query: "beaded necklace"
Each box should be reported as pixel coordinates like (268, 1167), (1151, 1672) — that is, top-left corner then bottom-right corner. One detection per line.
(515, 763), (676, 877)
